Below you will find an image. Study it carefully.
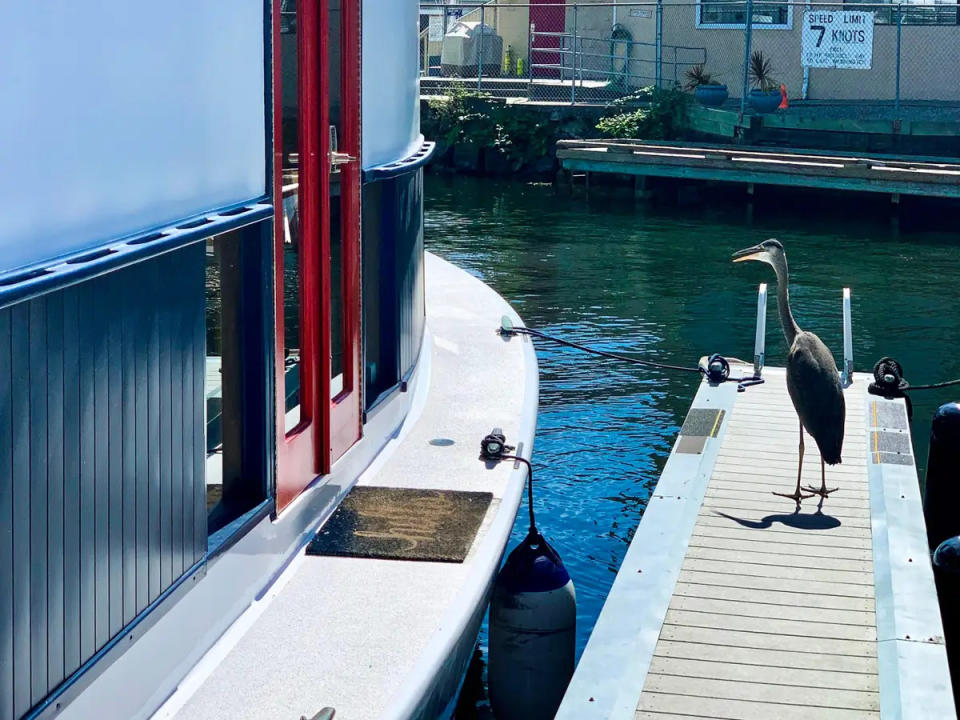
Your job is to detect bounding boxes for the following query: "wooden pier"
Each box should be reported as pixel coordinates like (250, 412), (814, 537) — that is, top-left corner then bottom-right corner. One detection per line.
(556, 139), (960, 199)
(556, 357), (954, 719)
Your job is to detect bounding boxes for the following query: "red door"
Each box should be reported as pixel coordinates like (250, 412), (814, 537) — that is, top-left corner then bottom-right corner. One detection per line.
(530, 0), (565, 79)
(273, 0), (362, 513)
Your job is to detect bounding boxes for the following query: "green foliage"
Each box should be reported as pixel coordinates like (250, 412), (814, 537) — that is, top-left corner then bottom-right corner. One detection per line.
(421, 86), (595, 173)
(749, 50), (777, 92)
(683, 64), (720, 91)
(595, 87), (689, 140)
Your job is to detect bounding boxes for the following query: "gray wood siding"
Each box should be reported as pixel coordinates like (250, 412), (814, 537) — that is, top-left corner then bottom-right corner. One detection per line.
(0, 244), (207, 720)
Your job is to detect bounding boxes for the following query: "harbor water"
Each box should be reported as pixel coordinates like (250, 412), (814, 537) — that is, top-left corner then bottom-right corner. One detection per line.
(424, 176), (960, 713)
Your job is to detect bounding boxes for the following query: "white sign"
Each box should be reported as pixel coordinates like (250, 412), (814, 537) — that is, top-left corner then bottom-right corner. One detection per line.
(802, 11), (874, 69)
(428, 15), (444, 41)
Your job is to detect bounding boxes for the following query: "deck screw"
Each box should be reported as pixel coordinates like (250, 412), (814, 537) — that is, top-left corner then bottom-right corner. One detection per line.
(589, 697), (595, 702)
(906, 634), (911, 639)
(908, 558), (913, 562)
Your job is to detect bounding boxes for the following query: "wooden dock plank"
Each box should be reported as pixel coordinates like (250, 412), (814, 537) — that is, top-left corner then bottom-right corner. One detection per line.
(687, 533), (873, 559)
(690, 524), (872, 549)
(684, 545), (873, 573)
(653, 639), (878, 674)
(647, 656), (879, 692)
(663, 609), (876, 642)
(659, 623), (876, 657)
(643, 674), (879, 711)
(636, 692), (879, 719)
(694, 515), (871, 540)
(670, 582), (876, 612)
(669, 595), (875, 626)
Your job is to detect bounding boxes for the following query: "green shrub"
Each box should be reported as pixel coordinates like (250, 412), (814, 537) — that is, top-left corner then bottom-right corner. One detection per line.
(596, 87), (688, 140)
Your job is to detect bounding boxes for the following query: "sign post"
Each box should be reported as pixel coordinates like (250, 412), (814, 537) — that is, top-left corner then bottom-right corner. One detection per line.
(801, 10), (874, 69)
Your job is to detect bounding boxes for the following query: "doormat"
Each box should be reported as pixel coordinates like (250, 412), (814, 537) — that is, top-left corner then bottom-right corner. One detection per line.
(306, 486), (493, 563)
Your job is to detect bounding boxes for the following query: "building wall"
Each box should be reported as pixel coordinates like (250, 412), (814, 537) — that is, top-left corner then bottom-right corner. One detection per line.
(660, 1), (960, 101)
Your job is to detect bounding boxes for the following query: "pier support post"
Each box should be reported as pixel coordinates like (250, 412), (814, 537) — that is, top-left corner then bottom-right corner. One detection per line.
(746, 182), (755, 196)
(634, 176), (653, 200)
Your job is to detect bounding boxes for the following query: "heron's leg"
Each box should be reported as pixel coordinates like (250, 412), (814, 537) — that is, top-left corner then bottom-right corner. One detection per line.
(774, 420), (813, 504)
(806, 456), (839, 498)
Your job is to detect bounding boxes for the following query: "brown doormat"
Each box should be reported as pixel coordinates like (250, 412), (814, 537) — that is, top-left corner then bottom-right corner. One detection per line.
(306, 486), (494, 563)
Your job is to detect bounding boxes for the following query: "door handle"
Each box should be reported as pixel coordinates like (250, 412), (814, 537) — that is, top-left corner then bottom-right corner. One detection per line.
(329, 151), (357, 168)
(328, 125), (356, 169)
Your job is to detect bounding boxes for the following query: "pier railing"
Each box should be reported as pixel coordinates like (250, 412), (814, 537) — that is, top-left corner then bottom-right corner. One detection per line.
(418, 1), (960, 116)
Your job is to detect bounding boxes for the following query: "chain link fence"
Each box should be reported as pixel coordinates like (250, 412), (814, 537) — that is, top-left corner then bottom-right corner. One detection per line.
(419, 1), (960, 117)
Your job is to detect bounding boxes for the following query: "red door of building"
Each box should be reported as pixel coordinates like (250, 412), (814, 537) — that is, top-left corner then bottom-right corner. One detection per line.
(273, 0), (362, 513)
(530, 0), (565, 79)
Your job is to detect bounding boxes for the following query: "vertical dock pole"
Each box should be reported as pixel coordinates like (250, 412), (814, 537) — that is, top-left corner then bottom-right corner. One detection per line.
(754, 283), (767, 377)
(842, 288), (854, 386)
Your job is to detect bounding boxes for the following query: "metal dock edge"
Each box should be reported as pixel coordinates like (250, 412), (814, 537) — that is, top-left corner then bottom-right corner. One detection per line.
(557, 368), (955, 720)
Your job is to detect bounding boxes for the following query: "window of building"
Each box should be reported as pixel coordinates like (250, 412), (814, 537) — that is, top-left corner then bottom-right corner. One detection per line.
(861, 0), (959, 25)
(697, 0), (792, 28)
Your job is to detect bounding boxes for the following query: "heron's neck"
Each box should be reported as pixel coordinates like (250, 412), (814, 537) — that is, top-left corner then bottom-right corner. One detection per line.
(772, 256), (801, 346)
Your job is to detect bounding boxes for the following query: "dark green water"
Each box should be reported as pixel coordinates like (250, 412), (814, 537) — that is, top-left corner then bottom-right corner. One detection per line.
(424, 176), (960, 697)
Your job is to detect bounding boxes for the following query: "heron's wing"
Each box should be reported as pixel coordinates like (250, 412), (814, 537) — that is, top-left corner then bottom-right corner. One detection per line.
(787, 332), (845, 464)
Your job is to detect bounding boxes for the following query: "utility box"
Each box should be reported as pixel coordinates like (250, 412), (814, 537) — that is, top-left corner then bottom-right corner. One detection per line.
(441, 22), (503, 77)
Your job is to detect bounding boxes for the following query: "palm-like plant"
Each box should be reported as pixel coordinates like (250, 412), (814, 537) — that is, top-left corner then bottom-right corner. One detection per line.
(749, 50), (777, 92)
(683, 64), (718, 91)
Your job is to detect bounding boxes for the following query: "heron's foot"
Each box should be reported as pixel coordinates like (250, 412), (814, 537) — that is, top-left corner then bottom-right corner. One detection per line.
(805, 485), (839, 498)
(772, 489), (815, 504)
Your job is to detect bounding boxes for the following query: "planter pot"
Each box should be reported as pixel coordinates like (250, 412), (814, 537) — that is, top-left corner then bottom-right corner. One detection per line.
(748, 89), (781, 114)
(694, 84), (728, 108)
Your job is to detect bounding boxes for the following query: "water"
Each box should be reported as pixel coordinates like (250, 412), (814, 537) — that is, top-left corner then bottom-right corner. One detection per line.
(424, 175), (960, 713)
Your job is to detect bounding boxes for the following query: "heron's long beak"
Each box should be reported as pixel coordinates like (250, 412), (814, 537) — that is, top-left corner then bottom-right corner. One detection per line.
(732, 245), (765, 263)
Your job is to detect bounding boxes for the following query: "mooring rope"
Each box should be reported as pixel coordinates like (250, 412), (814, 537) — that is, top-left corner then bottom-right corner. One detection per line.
(502, 325), (704, 375)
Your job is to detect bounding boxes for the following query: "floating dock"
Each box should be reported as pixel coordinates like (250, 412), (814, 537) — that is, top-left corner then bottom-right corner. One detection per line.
(556, 139), (960, 199)
(556, 289), (954, 720)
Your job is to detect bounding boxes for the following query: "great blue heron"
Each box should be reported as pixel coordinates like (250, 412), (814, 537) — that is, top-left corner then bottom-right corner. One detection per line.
(733, 239), (845, 505)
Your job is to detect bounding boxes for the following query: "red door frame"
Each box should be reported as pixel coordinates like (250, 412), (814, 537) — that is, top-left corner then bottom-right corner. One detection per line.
(273, 0), (362, 513)
(327, 0), (362, 465)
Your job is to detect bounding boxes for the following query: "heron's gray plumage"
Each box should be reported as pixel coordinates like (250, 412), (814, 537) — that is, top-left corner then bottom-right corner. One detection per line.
(733, 238), (846, 502)
(786, 332), (845, 465)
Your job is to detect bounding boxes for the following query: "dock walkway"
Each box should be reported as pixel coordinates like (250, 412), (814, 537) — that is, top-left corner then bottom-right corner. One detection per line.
(556, 140), (960, 199)
(557, 365), (954, 720)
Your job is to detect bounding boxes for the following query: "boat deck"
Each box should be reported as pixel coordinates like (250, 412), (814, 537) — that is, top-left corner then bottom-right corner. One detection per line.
(557, 365), (954, 720)
(556, 140), (960, 199)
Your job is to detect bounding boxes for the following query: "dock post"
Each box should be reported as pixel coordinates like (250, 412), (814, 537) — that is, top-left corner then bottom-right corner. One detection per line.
(842, 288), (853, 386)
(754, 282), (767, 377)
(634, 176), (653, 200)
(738, 0), (754, 121)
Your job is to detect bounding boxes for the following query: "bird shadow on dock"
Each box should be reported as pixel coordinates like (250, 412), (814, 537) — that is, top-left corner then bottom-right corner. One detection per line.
(713, 505), (841, 531)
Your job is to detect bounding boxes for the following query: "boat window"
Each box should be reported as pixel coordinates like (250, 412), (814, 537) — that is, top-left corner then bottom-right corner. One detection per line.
(281, 0), (306, 432)
(205, 227), (270, 536)
(329, 0), (346, 400)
